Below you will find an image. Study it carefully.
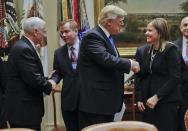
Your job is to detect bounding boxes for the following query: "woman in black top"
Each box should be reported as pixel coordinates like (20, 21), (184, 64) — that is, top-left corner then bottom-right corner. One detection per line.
(135, 18), (182, 131)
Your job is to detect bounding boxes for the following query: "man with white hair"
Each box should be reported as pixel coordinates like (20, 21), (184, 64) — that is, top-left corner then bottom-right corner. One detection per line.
(78, 5), (140, 130)
(5, 17), (55, 131)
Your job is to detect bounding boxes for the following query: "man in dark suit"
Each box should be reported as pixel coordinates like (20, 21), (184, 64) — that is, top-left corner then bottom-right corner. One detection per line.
(78, 5), (140, 130)
(174, 16), (188, 131)
(50, 20), (80, 131)
(5, 17), (55, 131)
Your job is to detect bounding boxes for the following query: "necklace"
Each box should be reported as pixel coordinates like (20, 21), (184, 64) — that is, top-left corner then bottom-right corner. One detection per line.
(150, 49), (158, 73)
(151, 49), (157, 61)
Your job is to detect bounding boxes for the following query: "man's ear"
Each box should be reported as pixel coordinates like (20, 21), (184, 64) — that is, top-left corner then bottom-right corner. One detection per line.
(74, 29), (78, 33)
(33, 28), (38, 36)
(106, 20), (112, 27)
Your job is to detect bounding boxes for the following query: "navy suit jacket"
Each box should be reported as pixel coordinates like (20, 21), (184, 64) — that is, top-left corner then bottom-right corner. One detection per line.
(78, 26), (131, 115)
(5, 36), (52, 125)
(51, 44), (80, 111)
(174, 38), (188, 107)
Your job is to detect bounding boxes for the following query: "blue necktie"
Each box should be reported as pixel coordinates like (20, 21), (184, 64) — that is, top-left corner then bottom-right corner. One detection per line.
(109, 35), (117, 55)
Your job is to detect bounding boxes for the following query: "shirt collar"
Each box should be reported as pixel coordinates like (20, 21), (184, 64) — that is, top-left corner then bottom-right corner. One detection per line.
(67, 37), (80, 51)
(99, 24), (110, 38)
(23, 35), (37, 50)
(23, 35), (41, 57)
(183, 36), (188, 45)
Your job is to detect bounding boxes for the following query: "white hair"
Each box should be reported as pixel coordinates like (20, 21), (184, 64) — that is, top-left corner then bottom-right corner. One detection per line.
(98, 5), (127, 26)
(22, 17), (46, 34)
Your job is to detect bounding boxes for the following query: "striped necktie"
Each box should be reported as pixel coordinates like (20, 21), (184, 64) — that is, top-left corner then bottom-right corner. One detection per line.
(70, 46), (77, 63)
(70, 46), (77, 69)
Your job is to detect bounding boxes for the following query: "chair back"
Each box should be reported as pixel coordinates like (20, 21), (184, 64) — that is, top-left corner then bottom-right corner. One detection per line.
(185, 110), (188, 131)
(0, 128), (35, 131)
(82, 121), (158, 131)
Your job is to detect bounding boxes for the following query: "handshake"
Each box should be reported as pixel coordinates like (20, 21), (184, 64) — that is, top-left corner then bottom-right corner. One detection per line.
(48, 79), (61, 93)
(130, 59), (140, 73)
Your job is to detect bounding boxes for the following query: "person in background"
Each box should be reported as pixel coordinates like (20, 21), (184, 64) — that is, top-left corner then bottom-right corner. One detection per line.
(5, 17), (56, 131)
(174, 16), (188, 131)
(135, 18), (182, 131)
(78, 5), (140, 130)
(0, 55), (7, 128)
(50, 19), (81, 131)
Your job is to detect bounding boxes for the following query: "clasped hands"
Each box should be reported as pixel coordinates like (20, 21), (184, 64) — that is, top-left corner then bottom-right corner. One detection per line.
(48, 79), (61, 93)
(137, 94), (160, 112)
(131, 59), (140, 73)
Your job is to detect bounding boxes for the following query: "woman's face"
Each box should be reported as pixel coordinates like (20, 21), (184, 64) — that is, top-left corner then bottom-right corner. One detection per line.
(145, 23), (160, 45)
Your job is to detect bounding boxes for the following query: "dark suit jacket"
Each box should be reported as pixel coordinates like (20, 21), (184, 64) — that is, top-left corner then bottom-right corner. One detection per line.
(134, 44), (148, 102)
(0, 55), (5, 127)
(135, 43), (182, 104)
(174, 38), (188, 107)
(78, 26), (131, 115)
(51, 44), (80, 111)
(5, 36), (52, 125)
(0, 47), (10, 127)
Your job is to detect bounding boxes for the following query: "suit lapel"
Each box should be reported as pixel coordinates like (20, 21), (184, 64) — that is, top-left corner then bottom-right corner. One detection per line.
(21, 36), (44, 74)
(177, 38), (183, 54)
(143, 45), (152, 71)
(96, 26), (118, 56)
(62, 45), (76, 73)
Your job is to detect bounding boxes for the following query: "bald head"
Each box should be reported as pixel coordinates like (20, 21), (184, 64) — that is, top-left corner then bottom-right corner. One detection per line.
(180, 16), (188, 38)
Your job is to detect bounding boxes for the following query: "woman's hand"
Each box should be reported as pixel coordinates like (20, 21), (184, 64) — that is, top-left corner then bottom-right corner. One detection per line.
(146, 94), (160, 109)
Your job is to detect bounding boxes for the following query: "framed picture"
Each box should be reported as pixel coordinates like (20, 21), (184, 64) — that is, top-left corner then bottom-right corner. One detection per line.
(112, 0), (187, 43)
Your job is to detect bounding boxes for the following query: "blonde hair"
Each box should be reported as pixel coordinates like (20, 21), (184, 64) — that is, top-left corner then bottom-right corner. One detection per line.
(98, 5), (127, 26)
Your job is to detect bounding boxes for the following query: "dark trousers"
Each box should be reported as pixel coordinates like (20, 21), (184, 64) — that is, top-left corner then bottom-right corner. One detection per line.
(0, 108), (7, 128)
(143, 103), (179, 131)
(78, 111), (114, 131)
(9, 122), (41, 131)
(62, 110), (79, 131)
(0, 96), (7, 129)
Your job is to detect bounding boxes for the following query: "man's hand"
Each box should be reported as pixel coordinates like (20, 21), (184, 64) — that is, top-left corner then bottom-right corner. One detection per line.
(48, 70), (56, 78)
(146, 94), (160, 109)
(48, 79), (59, 92)
(131, 60), (140, 73)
